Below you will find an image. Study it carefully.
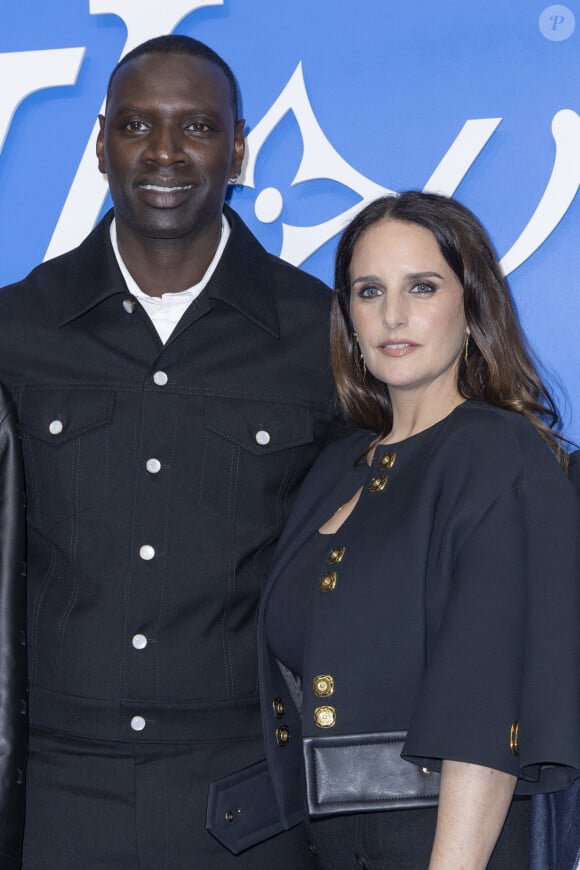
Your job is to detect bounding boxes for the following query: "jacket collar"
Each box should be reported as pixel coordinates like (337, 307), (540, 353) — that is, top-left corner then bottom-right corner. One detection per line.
(58, 206), (280, 338)
(58, 210), (126, 326)
(206, 205), (279, 338)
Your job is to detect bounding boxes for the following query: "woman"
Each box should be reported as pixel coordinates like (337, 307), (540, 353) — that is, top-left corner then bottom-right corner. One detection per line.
(0, 382), (27, 869)
(207, 192), (580, 868)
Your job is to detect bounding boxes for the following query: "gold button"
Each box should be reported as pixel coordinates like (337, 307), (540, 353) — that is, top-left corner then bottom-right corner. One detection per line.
(275, 725), (290, 747)
(421, 767), (432, 775)
(313, 675), (334, 697)
(510, 720), (519, 756)
(314, 706), (336, 728)
(319, 572), (337, 592)
(378, 450), (397, 470)
(272, 698), (285, 719)
(369, 475), (388, 493)
(326, 546), (346, 566)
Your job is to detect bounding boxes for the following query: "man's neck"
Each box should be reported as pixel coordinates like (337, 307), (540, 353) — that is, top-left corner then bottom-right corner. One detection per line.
(114, 217), (223, 297)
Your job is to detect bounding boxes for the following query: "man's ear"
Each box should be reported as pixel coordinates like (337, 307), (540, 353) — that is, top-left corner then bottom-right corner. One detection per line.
(96, 115), (107, 175)
(231, 119), (246, 178)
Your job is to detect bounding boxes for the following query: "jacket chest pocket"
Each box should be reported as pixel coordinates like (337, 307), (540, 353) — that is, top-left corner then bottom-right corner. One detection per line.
(200, 396), (315, 531)
(18, 389), (116, 522)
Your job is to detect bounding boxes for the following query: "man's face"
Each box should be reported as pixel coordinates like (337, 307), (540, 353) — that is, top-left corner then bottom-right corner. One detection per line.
(97, 52), (245, 242)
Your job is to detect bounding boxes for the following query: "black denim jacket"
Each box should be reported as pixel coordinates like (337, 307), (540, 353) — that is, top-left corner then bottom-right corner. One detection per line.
(0, 208), (334, 750)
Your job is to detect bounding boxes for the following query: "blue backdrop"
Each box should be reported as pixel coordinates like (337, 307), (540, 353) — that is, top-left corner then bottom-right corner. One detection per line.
(1, 0), (579, 439)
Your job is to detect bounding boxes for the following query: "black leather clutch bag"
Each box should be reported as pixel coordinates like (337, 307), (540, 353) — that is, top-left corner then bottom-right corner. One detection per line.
(303, 730), (440, 816)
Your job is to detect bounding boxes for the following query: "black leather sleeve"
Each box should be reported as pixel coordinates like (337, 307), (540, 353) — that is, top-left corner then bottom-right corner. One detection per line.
(0, 383), (27, 869)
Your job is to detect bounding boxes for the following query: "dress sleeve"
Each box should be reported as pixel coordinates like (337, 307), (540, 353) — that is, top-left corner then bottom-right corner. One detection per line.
(402, 471), (580, 795)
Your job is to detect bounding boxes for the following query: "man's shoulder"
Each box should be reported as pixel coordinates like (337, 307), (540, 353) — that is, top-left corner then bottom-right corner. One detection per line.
(224, 206), (332, 308)
(267, 252), (330, 296)
(1, 214), (112, 308)
(3, 248), (75, 298)
(265, 254), (332, 329)
(0, 259), (64, 319)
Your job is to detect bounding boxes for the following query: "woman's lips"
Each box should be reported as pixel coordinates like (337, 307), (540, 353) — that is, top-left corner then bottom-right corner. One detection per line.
(377, 341), (419, 357)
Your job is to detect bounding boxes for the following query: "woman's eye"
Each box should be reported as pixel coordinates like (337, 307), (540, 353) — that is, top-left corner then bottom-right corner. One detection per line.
(358, 285), (383, 298)
(410, 282), (436, 294)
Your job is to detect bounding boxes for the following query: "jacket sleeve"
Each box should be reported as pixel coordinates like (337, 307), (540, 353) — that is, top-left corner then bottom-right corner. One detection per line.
(0, 384), (27, 868)
(403, 467), (580, 795)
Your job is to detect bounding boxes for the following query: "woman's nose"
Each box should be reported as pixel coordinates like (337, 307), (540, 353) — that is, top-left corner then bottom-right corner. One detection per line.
(380, 293), (407, 328)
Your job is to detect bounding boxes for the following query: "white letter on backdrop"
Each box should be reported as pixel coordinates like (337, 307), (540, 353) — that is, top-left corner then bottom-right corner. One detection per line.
(0, 48), (85, 157)
(500, 110), (580, 275)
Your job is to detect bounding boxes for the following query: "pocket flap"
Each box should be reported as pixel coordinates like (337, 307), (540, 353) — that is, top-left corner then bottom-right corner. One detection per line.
(204, 396), (313, 455)
(19, 390), (115, 445)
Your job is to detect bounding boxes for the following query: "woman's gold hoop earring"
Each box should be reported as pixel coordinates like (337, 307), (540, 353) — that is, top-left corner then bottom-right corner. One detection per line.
(353, 332), (367, 382)
(464, 334), (470, 365)
(359, 355), (367, 382)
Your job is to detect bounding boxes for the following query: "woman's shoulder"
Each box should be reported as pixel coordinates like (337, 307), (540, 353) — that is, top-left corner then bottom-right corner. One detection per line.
(429, 401), (568, 506)
(449, 399), (540, 437)
(447, 400), (560, 469)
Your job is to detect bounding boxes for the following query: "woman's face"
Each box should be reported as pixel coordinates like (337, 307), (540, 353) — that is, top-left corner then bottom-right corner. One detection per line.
(349, 218), (468, 404)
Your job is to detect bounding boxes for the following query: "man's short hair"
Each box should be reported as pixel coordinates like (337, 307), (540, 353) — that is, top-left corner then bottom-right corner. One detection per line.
(106, 34), (240, 123)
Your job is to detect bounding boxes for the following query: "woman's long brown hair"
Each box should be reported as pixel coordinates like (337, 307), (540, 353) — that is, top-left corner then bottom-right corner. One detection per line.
(331, 191), (566, 460)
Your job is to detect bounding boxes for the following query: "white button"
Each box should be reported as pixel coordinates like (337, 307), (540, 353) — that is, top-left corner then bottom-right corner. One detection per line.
(130, 715), (146, 732)
(146, 458), (161, 474)
(139, 545), (155, 561)
(132, 634), (148, 650)
(153, 371), (168, 386)
(255, 430), (271, 446)
(122, 298), (136, 313)
(48, 419), (64, 436)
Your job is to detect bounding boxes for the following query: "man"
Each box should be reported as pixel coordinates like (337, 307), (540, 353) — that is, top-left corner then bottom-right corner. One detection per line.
(0, 35), (334, 869)
(0, 384), (27, 870)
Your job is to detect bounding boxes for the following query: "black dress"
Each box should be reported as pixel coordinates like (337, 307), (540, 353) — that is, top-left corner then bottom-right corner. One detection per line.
(267, 530), (531, 869)
(263, 402), (580, 869)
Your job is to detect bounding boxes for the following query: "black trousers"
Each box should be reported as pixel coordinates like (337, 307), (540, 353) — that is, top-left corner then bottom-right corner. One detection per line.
(22, 728), (316, 870)
(305, 798), (530, 870)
